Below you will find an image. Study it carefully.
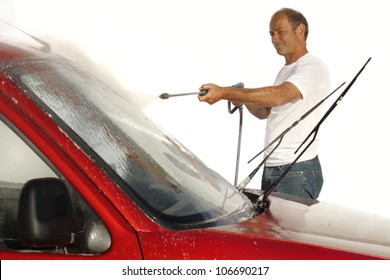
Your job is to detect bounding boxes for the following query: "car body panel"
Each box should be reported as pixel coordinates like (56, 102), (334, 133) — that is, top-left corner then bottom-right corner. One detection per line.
(138, 192), (390, 259)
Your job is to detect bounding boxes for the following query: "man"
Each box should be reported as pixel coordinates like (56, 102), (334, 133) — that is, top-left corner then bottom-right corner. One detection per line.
(198, 8), (330, 199)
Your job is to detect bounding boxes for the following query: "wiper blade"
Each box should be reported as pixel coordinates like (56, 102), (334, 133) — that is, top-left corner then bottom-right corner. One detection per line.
(0, 19), (51, 52)
(237, 82), (346, 192)
(296, 58), (372, 154)
(254, 57), (372, 215)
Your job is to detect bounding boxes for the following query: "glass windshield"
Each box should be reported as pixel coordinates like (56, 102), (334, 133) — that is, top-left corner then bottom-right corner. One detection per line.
(5, 58), (254, 229)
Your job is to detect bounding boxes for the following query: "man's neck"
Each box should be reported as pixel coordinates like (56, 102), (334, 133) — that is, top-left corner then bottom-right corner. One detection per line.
(284, 49), (309, 65)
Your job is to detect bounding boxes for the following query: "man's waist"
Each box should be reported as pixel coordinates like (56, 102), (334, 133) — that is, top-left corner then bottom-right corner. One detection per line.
(264, 149), (318, 167)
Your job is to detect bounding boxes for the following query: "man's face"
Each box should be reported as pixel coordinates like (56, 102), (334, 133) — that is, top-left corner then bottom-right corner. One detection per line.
(269, 14), (300, 57)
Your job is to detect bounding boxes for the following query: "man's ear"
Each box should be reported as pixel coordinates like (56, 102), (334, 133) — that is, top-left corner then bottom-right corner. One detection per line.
(296, 23), (306, 38)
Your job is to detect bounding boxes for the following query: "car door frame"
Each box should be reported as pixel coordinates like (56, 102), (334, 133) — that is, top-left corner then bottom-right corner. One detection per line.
(1, 74), (146, 259)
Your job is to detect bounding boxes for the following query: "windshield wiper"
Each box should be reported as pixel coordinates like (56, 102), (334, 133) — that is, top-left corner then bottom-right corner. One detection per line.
(236, 82), (345, 193)
(0, 19), (51, 52)
(247, 57), (372, 215)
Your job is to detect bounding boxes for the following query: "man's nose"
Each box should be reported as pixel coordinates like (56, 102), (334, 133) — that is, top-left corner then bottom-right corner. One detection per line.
(270, 32), (278, 42)
(271, 35), (279, 45)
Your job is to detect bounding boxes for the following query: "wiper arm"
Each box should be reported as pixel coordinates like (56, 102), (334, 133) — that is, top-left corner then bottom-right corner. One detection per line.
(0, 19), (51, 52)
(236, 82), (346, 192)
(296, 57), (372, 154)
(254, 57), (372, 215)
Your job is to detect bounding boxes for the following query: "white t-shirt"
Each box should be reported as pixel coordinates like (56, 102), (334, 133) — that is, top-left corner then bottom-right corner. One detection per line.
(264, 53), (330, 166)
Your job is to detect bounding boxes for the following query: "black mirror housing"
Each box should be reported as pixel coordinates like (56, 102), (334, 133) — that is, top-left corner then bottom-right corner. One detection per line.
(17, 178), (83, 248)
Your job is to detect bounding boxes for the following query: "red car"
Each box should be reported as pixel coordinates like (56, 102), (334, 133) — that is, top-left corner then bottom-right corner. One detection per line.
(0, 36), (389, 260)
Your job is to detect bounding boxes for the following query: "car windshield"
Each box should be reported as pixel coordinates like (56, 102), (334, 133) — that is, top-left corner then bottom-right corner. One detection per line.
(4, 58), (255, 229)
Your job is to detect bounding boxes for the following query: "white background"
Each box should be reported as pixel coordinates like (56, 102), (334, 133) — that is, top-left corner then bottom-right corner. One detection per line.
(2, 0), (389, 218)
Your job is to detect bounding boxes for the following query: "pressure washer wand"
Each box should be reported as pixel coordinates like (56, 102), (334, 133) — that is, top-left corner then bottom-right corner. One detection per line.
(159, 90), (208, 99)
(227, 82), (245, 186)
(160, 82), (245, 100)
(160, 82), (245, 187)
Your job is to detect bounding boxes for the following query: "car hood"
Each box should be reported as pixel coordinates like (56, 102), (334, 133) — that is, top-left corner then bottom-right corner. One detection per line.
(138, 190), (390, 259)
(211, 190), (390, 259)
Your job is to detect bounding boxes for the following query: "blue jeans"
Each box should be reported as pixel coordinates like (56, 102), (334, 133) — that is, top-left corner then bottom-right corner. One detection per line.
(261, 156), (323, 199)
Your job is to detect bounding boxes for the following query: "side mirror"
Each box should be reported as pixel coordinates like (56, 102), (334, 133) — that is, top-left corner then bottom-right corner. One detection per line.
(16, 178), (83, 248)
